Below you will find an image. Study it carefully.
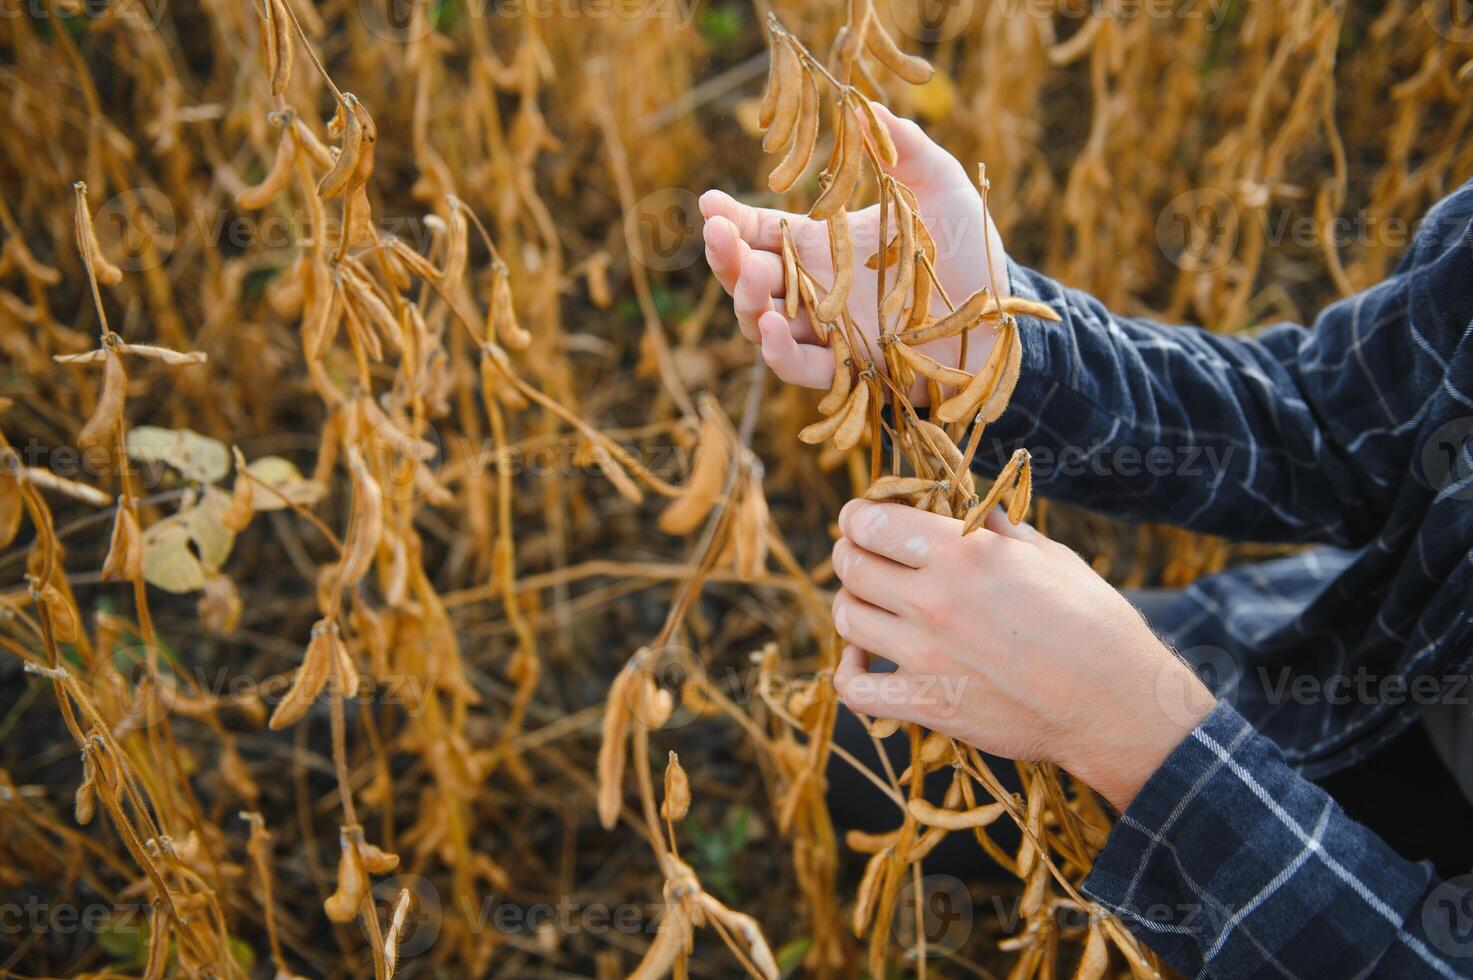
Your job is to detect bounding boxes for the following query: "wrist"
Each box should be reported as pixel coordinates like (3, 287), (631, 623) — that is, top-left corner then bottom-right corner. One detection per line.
(1068, 658), (1215, 812)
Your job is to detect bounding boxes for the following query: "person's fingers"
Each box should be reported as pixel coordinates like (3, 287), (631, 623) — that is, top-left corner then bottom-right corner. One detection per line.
(865, 103), (968, 192)
(982, 505), (1043, 543)
(757, 312), (833, 389)
(833, 644), (926, 723)
(733, 252), (779, 342)
(702, 215), (749, 294)
(831, 536), (915, 614)
(832, 587), (919, 666)
(699, 189), (814, 252)
(836, 499), (961, 569)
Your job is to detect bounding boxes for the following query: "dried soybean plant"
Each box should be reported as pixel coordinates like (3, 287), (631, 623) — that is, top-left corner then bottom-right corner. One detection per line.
(5, 0), (1473, 976)
(748, 7), (1158, 977)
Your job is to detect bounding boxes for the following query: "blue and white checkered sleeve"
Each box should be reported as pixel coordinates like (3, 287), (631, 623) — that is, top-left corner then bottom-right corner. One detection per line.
(976, 185), (1473, 544)
(1079, 701), (1461, 978)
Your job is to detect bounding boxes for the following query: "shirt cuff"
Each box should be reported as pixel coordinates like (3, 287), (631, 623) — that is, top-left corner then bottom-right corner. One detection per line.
(1081, 700), (1435, 977)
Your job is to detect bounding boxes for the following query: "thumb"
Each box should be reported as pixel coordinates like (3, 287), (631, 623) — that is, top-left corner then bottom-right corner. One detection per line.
(865, 102), (968, 192)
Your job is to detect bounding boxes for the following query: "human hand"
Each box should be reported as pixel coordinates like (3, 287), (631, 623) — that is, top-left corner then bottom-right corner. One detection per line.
(699, 104), (1009, 404)
(827, 499), (1215, 811)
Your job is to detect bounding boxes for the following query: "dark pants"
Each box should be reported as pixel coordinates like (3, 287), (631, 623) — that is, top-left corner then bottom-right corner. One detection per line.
(828, 590), (1473, 880)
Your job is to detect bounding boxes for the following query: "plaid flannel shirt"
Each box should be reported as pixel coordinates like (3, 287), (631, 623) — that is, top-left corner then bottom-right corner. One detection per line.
(970, 179), (1473, 977)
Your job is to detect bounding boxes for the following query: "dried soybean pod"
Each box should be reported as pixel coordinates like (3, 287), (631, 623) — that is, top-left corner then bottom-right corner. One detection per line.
(813, 209), (853, 324)
(816, 329), (852, 416)
(73, 183), (123, 286)
(237, 127), (298, 209)
(660, 751), (691, 822)
(980, 317), (1022, 423)
(734, 470), (769, 581)
(763, 39), (803, 154)
(324, 828), (369, 923)
(101, 504), (142, 582)
(855, 96), (897, 167)
(935, 319), (1013, 424)
(597, 661), (637, 829)
(269, 0), (294, 95)
(268, 619), (334, 729)
(893, 342), (971, 389)
(659, 415), (729, 534)
(798, 269), (825, 340)
(879, 192), (915, 320)
(769, 65), (818, 193)
(906, 255), (933, 333)
(780, 222), (800, 319)
(798, 397), (850, 445)
(916, 419), (963, 472)
(317, 94), (364, 199)
(864, 20), (935, 84)
(869, 716), (900, 738)
(1074, 924), (1109, 980)
(74, 749), (96, 825)
(337, 450), (383, 589)
(78, 348), (125, 451)
(491, 263), (531, 349)
(851, 847), (891, 934)
(757, 34), (782, 129)
(1006, 452), (1033, 524)
(998, 296), (1062, 322)
(832, 378), (870, 452)
(863, 475), (931, 501)
(899, 286), (991, 346)
(846, 827), (900, 853)
(810, 102), (862, 221)
(907, 798), (1006, 830)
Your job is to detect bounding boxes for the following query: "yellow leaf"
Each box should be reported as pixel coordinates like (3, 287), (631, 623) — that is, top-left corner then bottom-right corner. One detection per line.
(244, 456), (326, 510)
(127, 426), (231, 483)
(141, 518), (208, 594)
(905, 70), (957, 122)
